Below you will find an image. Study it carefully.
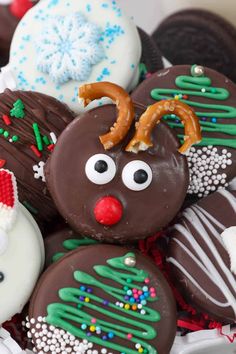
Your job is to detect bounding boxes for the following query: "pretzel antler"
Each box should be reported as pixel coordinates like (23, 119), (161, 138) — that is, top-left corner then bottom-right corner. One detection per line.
(126, 99), (202, 154)
(79, 82), (135, 150)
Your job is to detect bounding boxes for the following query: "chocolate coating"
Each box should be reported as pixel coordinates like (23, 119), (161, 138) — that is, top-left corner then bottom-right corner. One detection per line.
(152, 9), (236, 82)
(138, 27), (163, 74)
(132, 65), (236, 198)
(44, 226), (97, 267)
(0, 89), (74, 226)
(168, 189), (236, 322)
(45, 104), (189, 243)
(29, 244), (177, 354)
(0, 5), (18, 65)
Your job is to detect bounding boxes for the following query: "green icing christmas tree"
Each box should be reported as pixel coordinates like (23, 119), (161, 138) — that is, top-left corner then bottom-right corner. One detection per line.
(151, 65), (236, 148)
(10, 99), (25, 119)
(46, 252), (160, 354)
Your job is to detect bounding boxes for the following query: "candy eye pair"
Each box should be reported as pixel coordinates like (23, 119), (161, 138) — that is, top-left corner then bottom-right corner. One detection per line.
(85, 154), (152, 191)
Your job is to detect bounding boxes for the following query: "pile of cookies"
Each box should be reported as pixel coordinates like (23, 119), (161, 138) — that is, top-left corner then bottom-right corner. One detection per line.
(0, 1), (235, 354)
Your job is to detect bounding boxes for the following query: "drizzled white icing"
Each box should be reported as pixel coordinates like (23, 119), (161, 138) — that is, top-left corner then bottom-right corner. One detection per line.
(167, 190), (236, 316)
(222, 227), (236, 275)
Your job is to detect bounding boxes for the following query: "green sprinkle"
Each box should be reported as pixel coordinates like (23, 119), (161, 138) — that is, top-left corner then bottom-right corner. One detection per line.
(23, 201), (38, 215)
(10, 99), (25, 119)
(32, 123), (43, 151)
(42, 135), (50, 146)
(3, 131), (9, 138)
(0, 128), (4, 134)
(12, 135), (19, 142)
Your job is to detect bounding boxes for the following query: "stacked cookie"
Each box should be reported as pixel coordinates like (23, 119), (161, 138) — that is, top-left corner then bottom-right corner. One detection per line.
(0, 1), (235, 354)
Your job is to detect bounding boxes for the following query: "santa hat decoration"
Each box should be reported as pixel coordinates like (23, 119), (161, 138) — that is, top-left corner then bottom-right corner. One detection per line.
(0, 169), (18, 255)
(222, 227), (236, 275)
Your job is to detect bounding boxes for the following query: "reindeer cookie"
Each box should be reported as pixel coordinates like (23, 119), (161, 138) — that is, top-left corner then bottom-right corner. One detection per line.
(45, 82), (201, 243)
(168, 188), (236, 322)
(0, 169), (44, 325)
(27, 245), (177, 354)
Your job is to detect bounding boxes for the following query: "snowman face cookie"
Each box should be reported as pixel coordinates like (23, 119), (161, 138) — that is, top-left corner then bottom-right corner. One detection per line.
(8, 0), (141, 113)
(0, 169), (44, 325)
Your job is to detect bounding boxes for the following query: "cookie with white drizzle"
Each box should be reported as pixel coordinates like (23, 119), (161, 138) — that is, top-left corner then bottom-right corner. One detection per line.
(168, 188), (236, 322)
(27, 244), (176, 354)
(132, 65), (236, 198)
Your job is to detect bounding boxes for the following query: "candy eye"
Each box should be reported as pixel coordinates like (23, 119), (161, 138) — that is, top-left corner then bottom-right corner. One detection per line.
(0, 272), (4, 283)
(122, 160), (152, 191)
(85, 154), (116, 185)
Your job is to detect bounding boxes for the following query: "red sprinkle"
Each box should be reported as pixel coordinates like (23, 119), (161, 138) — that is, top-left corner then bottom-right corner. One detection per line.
(2, 115), (11, 126)
(183, 95), (189, 100)
(0, 170), (15, 207)
(0, 159), (6, 168)
(47, 144), (55, 152)
(30, 145), (42, 158)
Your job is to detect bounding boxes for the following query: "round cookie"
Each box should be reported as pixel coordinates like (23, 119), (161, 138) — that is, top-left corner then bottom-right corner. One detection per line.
(132, 65), (236, 198)
(137, 27), (163, 76)
(168, 188), (236, 322)
(44, 81), (202, 243)
(8, 0), (141, 113)
(0, 169), (44, 325)
(152, 9), (236, 82)
(27, 244), (176, 354)
(0, 0), (37, 67)
(44, 226), (97, 267)
(0, 89), (74, 226)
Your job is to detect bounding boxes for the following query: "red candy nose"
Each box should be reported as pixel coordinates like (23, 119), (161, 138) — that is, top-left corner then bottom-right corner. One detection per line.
(94, 196), (123, 226)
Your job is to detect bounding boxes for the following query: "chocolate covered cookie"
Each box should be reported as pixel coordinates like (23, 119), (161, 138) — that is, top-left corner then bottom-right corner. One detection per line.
(132, 65), (236, 198)
(27, 244), (176, 354)
(168, 188), (236, 322)
(44, 226), (97, 267)
(152, 9), (236, 82)
(138, 27), (163, 76)
(0, 89), (74, 226)
(0, 0), (37, 66)
(46, 82), (201, 243)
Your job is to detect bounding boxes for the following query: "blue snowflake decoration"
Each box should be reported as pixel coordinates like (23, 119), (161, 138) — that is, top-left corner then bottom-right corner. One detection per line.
(35, 12), (105, 85)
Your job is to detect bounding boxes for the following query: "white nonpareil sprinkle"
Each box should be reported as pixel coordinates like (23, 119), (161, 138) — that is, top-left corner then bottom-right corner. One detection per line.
(186, 146), (231, 197)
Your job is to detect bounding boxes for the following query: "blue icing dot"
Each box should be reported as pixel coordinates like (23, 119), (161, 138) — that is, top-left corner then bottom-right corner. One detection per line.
(100, 22), (125, 49)
(102, 3), (109, 8)
(86, 4), (91, 12)
(48, 0), (59, 8)
(22, 35), (31, 41)
(131, 64), (135, 70)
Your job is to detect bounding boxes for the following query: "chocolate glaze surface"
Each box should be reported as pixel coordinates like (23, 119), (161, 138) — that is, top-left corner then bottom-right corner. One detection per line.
(44, 226), (97, 267)
(45, 104), (189, 243)
(0, 89), (74, 226)
(0, 5), (18, 65)
(29, 244), (177, 354)
(168, 189), (236, 322)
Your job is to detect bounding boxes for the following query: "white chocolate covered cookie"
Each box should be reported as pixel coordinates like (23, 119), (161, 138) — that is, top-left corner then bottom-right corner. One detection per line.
(0, 169), (44, 324)
(8, 0), (141, 113)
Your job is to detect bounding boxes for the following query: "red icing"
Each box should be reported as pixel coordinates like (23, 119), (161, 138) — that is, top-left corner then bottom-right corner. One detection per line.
(10, 0), (34, 19)
(0, 170), (15, 208)
(0, 160), (6, 168)
(94, 196), (123, 226)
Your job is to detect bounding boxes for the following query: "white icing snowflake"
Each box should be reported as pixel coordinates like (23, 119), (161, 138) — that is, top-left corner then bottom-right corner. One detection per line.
(35, 12), (105, 85)
(33, 161), (45, 182)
